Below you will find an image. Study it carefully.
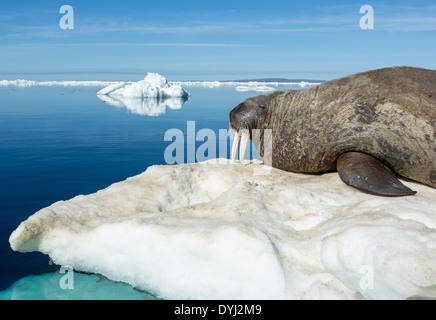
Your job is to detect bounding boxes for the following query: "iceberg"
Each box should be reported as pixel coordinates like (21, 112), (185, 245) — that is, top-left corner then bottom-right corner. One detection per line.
(9, 159), (436, 300)
(96, 73), (190, 116)
(97, 73), (190, 99)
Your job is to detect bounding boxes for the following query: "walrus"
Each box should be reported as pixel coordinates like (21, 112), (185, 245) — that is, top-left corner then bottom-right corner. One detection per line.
(229, 66), (436, 197)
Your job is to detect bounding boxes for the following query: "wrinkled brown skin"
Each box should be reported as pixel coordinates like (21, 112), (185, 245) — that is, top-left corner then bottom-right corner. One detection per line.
(235, 67), (436, 189)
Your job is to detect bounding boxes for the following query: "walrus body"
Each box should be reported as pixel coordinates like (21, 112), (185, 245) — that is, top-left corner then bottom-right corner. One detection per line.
(229, 67), (436, 196)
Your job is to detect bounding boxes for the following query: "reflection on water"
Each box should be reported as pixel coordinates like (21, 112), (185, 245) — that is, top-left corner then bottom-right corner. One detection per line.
(98, 95), (189, 117)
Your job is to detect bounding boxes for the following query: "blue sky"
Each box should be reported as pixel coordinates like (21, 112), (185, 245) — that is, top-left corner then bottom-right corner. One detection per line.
(0, 0), (435, 80)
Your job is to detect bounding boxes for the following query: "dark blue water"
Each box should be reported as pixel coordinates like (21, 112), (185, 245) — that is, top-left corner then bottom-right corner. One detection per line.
(0, 83), (305, 297)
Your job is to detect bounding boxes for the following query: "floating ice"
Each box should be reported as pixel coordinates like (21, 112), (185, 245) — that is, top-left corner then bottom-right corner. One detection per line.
(96, 73), (190, 116)
(0, 78), (321, 89)
(0, 79), (115, 87)
(178, 80), (321, 89)
(0, 79), (37, 87)
(235, 86), (276, 92)
(10, 159), (436, 300)
(97, 73), (190, 99)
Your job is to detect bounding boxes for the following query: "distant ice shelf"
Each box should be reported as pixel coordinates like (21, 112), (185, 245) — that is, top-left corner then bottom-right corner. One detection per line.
(9, 159), (436, 300)
(0, 78), (321, 90)
(235, 85), (276, 92)
(178, 80), (320, 89)
(0, 79), (116, 87)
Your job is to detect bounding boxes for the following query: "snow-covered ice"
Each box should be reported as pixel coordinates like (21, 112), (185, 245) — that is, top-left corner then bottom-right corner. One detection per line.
(235, 86), (276, 92)
(0, 79), (115, 87)
(96, 73), (189, 116)
(0, 78), (321, 89)
(97, 73), (190, 99)
(9, 159), (436, 300)
(177, 80), (321, 88)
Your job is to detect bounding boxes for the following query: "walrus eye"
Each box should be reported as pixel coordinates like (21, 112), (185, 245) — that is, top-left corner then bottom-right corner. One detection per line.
(259, 104), (266, 110)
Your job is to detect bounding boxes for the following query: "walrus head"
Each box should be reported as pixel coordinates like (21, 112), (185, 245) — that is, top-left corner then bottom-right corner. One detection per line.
(229, 94), (273, 161)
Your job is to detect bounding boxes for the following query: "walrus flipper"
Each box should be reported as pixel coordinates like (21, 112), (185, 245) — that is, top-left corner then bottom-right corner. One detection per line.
(336, 152), (417, 197)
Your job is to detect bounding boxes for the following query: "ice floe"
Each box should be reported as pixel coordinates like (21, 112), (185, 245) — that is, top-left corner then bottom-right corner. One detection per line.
(177, 80), (321, 88)
(0, 79), (115, 87)
(235, 86), (276, 92)
(96, 73), (190, 116)
(0, 78), (321, 89)
(97, 73), (190, 99)
(9, 159), (436, 300)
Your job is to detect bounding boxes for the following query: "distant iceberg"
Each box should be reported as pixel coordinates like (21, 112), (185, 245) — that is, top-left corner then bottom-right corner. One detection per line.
(97, 73), (190, 99)
(9, 159), (436, 300)
(235, 85), (276, 92)
(0, 79), (115, 87)
(96, 73), (190, 116)
(176, 80), (321, 90)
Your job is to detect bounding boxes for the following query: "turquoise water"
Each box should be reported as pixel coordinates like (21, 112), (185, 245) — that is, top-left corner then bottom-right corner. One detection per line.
(0, 266), (157, 300)
(0, 82), (307, 299)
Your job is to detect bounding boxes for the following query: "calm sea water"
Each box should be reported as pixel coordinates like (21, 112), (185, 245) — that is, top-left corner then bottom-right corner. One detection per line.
(0, 83), (305, 299)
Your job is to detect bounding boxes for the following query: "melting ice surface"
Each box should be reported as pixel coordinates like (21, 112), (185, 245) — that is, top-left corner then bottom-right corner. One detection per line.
(9, 159), (436, 300)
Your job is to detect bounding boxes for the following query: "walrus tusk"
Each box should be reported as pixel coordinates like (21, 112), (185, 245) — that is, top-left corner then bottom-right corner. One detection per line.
(231, 131), (240, 162)
(239, 129), (249, 163)
(231, 129), (249, 162)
